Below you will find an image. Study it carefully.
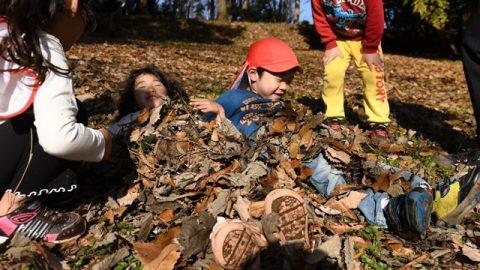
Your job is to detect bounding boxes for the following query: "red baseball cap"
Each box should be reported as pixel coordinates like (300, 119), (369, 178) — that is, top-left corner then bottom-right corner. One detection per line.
(229, 37), (302, 90)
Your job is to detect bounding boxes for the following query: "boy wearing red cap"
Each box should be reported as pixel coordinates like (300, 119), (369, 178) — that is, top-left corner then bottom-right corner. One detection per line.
(312, 0), (390, 144)
(191, 37), (301, 138)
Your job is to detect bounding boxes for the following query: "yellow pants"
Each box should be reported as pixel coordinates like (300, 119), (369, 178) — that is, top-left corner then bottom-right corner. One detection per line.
(322, 40), (390, 123)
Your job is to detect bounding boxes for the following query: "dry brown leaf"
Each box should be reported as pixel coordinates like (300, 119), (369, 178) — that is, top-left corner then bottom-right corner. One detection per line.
(269, 118), (286, 134)
(462, 246), (480, 262)
(288, 135), (301, 158)
(117, 183), (141, 207)
(249, 200), (265, 218)
(387, 239), (415, 259)
(338, 191), (367, 209)
(134, 242), (181, 270)
(159, 209), (174, 223)
(104, 206), (128, 225)
(324, 223), (364, 235)
(325, 199), (357, 220)
(326, 147), (351, 165)
(372, 170), (403, 192)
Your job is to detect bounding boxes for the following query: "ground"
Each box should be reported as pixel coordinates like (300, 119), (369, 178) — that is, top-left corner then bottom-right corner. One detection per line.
(1, 16), (479, 269)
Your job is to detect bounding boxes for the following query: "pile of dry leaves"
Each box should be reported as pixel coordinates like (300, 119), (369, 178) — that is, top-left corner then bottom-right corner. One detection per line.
(1, 100), (480, 269)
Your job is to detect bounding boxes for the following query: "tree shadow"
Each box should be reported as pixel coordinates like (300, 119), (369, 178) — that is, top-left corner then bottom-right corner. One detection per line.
(297, 23), (457, 60)
(81, 15), (245, 45)
(390, 99), (476, 152)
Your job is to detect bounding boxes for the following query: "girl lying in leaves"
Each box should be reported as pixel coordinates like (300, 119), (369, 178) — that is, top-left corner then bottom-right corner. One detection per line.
(190, 37), (480, 269)
(0, 0), (126, 244)
(107, 66), (189, 138)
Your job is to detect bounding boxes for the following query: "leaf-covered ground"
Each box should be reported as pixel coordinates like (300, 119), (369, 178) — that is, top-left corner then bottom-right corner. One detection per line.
(2, 17), (479, 269)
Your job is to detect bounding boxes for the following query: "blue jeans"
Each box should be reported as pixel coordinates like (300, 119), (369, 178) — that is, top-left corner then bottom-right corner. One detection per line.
(307, 154), (432, 228)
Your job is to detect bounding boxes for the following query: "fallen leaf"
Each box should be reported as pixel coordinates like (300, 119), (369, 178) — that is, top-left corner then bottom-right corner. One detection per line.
(159, 209), (174, 223)
(338, 191), (367, 209)
(249, 200), (265, 218)
(326, 147), (351, 165)
(325, 198), (357, 220)
(386, 239), (415, 259)
(104, 206), (127, 225)
(462, 246), (480, 262)
(117, 183), (140, 207)
(372, 170), (403, 192)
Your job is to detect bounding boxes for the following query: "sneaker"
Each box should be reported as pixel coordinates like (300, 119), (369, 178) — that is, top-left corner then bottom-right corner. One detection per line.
(450, 149), (480, 165)
(384, 187), (432, 240)
(370, 123), (390, 146)
(264, 189), (309, 249)
(0, 200), (86, 244)
(434, 165), (480, 227)
(210, 218), (267, 269)
(324, 117), (345, 132)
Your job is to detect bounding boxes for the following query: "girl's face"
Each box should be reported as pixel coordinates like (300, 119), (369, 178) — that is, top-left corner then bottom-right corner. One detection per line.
(133, 73), (168, 109)
(248, 68), (295, 100)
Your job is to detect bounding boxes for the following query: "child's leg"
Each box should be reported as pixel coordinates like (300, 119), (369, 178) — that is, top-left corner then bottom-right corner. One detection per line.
(0, 114), (76, 202)
(349, 41), (390, 123)
(322, 40), (352, 119)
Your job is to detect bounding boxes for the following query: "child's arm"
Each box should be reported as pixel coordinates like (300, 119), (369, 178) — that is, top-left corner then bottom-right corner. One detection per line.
(190, 98), (226, 120)
(311, 0), (337, 50)
(363, 0), (384, 54)
(361, 0), (384, 71)
(311, 0), (344, 66)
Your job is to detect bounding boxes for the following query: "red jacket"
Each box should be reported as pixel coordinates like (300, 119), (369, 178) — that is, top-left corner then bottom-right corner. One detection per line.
(311, 0), (384, 53)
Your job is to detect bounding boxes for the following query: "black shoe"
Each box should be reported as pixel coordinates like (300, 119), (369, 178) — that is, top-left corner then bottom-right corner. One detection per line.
(384, 187), (432, 240)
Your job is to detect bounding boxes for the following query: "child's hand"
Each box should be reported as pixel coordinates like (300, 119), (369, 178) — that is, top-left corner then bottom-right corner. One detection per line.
(362, 52), (383, 72)
(106, 111), (140, 138)
(190, 98), (226, 120)
(323, 46), (344, 66)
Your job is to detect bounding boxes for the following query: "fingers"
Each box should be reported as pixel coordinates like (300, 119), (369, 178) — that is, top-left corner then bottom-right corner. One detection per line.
(323, 56), (334, 66)
(375, 57), (384, 72)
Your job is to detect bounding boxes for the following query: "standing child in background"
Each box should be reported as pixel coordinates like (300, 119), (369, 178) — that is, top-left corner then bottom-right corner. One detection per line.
(311, 0), (390, 145)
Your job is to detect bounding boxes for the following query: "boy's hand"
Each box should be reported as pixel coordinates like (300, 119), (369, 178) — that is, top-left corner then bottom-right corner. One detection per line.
(362, 52), (383, 72)
(190, 98), (226, 120)
(323, 46), (344, 66)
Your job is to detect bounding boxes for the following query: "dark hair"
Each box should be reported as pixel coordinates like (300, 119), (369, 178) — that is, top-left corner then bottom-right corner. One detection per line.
(0, 0), (123, 84)
(117, 66), (189, 117)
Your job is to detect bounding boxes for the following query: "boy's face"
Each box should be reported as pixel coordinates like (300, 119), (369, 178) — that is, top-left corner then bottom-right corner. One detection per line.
(134, 73), (168, 109)
(248, 68), (295, 100)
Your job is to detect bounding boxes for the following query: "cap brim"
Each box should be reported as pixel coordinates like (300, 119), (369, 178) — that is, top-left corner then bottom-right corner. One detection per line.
(261, 62), (303, 74)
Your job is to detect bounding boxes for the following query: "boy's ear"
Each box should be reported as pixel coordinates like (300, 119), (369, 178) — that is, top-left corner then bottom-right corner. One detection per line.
(66, 0), (79, 14)
(247, 67), (259, 82)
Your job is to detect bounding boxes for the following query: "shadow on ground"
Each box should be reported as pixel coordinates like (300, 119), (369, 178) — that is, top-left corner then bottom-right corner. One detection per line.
(81, 16), (245, 45)
(297, 94), (475, 152)
(390, 99), (475, 152)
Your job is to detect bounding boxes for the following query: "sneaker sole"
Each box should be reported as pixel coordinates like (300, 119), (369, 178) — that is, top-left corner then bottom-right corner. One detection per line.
(442, 172), (480, 227)
(264, 189), (308, 246)
(211, 221), (260, 269)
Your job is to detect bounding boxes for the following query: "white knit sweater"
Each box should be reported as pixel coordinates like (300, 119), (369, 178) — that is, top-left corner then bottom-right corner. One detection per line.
(0, 30), (105, 162)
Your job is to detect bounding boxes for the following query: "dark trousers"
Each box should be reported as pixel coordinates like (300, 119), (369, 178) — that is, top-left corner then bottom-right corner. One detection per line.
(463, 3), (480, 140)
(0, 101), (88, 197)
